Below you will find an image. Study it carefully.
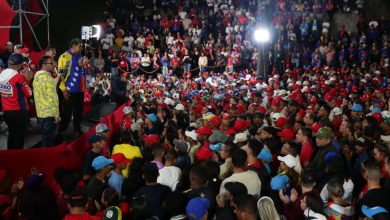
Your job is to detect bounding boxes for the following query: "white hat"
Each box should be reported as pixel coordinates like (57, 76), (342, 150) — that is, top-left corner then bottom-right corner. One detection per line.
(164, 98), (174, 106)
(277, 154), (297, 168)
(233, 132), (248, 144)
(271, 112), (285, 124)
(95, 123), (109, 133)
(332, 107), (343, 116)
(296, 81), (302, 86)
(175, 104), (185, 111)
(278, 90), (287, 96)
(173, 93), (180, 99)
(185, 130), (198, 141)
(381, 110), (390, 119)
(123, 106), (133, 114)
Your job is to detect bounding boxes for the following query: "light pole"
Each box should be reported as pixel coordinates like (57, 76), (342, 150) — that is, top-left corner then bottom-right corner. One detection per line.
(254, 28), (270, 82)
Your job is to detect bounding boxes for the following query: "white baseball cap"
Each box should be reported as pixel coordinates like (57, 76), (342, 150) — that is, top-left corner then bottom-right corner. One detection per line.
(233, 132), (248, 144)
(332, 107), (343, 116)
(185, 130), (198, 141)
(123, 106), (133, 114)
(277, 154), (297, 168)
(175, 104), (185, 111)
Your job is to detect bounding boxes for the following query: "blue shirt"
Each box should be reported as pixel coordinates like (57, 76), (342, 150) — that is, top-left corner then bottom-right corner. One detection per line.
(108, 171), (124, 197)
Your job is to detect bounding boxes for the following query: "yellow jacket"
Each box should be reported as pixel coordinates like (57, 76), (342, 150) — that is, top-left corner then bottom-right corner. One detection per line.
(33, 70), (59, 118)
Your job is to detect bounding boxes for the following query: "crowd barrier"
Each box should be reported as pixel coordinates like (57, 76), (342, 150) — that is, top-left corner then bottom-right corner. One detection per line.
(0, 104), (125, 186)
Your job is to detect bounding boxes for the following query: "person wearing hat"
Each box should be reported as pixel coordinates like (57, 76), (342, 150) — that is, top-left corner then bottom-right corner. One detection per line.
(121, 106), (134, 131)
(0, 53), (32, 149)
(82, 134), (105, 180)
(87, 156), (114, 206)
(185, 129), (201, 164)
(308, 127), (346, 188)
(32, 55), (60, 147)
(58, 38), (88, 135)
(109, 153), (131, 198)
(195, 125), (213, 161)
(103, 205), (123, 220)
(145, 113), (159, 135)
(186, 197), (210, 220)
(96, 123), (111, 157)
(173, 138), (191, 170)
(173, 103), (190, 131)
(157, 149), (182, 190)
(220, 150), (261, 198)
(63, 189), (100, 220)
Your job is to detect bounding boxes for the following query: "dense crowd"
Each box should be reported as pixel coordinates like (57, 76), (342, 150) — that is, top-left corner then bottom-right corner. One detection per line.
(0, 0), (390, 220)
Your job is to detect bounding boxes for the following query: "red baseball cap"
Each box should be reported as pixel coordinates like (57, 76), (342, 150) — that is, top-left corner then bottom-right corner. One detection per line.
(111, 153), (131, 164)
(275, 117), (288, 128)
(311, 123), (322, 133)
(210, 116), (222, 128)
(297, 109), (306, 118)
(277, 128), (295, 140)
(196, 126), (213, 136)
(19, 47), (29, 53)
(144, 134), (160, 145)
(256, 105), (266, 114)
(234, 120), (247, 132)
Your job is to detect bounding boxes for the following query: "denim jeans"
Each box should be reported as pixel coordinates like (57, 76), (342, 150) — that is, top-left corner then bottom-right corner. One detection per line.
(183, 63), (191, 73)
(38, 117), (57, 147)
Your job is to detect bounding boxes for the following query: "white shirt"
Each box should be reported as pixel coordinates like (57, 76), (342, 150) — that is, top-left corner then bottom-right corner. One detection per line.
(157, 166), (182, 190)
(101, 37), (111, 50)
(220, 170), (262, 198)
(124, 36), (134, 47)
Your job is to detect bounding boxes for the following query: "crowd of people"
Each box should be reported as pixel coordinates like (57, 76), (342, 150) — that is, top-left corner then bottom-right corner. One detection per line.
(0, 0), (390, 219)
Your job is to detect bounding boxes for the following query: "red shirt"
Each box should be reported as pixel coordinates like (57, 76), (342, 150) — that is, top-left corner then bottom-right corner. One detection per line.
(196, 143), (212, 161)
(0, 69), (32, 111)
(300, 141), (314, 167)
(63, 213), (101, 220)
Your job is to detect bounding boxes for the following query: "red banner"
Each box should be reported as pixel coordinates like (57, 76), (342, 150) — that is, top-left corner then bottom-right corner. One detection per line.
(0, 0), (17, 47)
(0, 105), (125, 188)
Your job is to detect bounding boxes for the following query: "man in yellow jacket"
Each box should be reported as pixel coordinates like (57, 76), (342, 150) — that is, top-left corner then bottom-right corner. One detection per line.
(33, 55), (60, 147)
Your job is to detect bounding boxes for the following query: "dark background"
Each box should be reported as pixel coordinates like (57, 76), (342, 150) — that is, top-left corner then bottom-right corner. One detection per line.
(47, 0), (105, 53)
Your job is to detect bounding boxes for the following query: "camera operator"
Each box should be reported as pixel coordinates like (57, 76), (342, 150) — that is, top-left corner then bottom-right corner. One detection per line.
(58, 38), (88, 135)
(0, 53), (33, 149)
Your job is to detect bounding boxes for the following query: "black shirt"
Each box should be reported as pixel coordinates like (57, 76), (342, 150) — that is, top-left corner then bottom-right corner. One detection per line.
(86, 176), (107, 202)
(358, 188), (390, 217)
(134, 183), (171, 219)
(83, 150), (101, 176)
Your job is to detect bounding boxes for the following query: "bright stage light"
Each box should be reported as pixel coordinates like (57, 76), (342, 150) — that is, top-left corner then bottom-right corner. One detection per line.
(254, 28), (270, 43)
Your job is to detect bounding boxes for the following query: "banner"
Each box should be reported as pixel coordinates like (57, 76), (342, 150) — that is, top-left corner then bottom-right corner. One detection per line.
(0, 0), (17, 47)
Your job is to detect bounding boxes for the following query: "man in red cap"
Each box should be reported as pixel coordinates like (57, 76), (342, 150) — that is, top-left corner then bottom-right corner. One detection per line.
(109, 153), (131, 198)
(195, 126), (213, 161)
